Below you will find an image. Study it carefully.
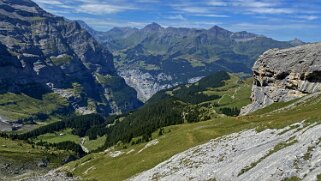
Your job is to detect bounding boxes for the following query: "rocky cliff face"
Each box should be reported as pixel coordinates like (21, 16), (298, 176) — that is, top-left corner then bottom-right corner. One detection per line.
(119, 69), (175, 102)
(241, 43), (321, 115)
(0, 0), (141, 117)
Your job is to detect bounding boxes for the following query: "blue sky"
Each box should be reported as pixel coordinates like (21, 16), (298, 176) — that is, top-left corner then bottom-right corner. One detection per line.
(33, 0), (321, 42)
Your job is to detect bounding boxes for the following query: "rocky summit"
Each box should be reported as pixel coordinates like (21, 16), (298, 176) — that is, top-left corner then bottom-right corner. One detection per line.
(0, 0), (141, 118)
(241, 43), (321, 115)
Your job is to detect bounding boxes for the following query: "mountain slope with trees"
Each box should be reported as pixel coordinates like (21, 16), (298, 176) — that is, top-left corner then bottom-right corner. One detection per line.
(80, 22), (303, 101)
(65, 81), (321, 181)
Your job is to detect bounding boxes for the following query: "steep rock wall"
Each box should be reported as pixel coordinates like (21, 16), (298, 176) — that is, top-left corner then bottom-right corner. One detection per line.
(241, 43), (321, 115)
(0, 0), (142, 116)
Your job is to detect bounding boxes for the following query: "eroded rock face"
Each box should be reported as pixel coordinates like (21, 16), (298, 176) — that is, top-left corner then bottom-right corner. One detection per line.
(0, 0), (142, 115)
(118, 69), (176, 102)
(241, 43), (321, 115)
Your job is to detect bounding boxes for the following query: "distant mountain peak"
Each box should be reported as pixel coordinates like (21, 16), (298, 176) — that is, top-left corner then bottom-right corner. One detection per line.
(208, 25), (232, 36)
(143, 22), (163, 31)
(289, 38), (305, 46)
(209, 25), (229, 32)
(207, 25), (232, 39)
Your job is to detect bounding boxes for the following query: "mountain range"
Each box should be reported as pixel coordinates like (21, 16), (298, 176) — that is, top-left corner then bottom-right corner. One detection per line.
(79, 21), (304, 101)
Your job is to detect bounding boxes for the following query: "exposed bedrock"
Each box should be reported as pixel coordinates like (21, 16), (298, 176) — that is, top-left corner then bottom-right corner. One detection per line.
(241, 43), (321, 115)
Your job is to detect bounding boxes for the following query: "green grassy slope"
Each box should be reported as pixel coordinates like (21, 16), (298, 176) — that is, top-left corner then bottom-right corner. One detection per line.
(63, 88), (321, 181)
(35, 129), (81, 144)
(83, 136), (107, 152)
(34, 129), (106, 152)
(148, 72), (252, 116)
(148, 72), (251, 108)
(0, 137), (71, 179)
(11, 114), (108, 159)
(103, 72), (252, 147)
(60, 73), (256, 180)
(0, 92), (68, 122)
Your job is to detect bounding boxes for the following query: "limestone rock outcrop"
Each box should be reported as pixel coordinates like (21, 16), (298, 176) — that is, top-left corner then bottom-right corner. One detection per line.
(241, 43), (321, 115)
(130, 121), (321, 181)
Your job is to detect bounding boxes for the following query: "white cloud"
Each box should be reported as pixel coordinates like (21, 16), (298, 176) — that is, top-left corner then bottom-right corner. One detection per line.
(234, 1), (276, 8)
(33, 0), (63, 5)
(167, 14), (186, 20)
(207, 0), (228, 6)
(231, 0), (294, 14)
(194, 14), (229, 18)
(228, 22), (319, 32)
(248, 7), (293, 14)
(78, 18), (147, 30)
(298, 15), (319, 21)
(33, 0), (75, 13)
(179, 6), (211, 14)
(78, 4), (136, 14)
(171, 0), (296, 15)
(135, 0), (160, 3)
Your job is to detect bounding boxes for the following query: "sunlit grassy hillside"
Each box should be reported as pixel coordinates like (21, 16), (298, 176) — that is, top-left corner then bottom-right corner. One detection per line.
(64, 91), (321, 181)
